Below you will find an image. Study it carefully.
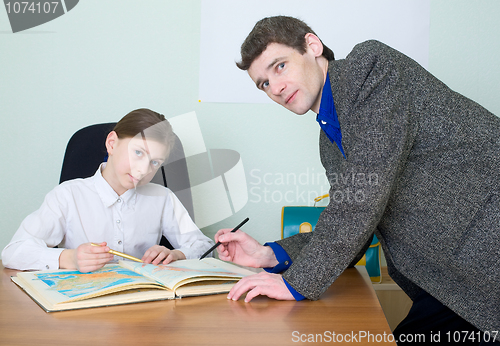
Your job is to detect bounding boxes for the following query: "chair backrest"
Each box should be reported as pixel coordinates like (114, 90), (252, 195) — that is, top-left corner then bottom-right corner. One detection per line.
(59, 122), (195, 250)
(60, 123), (115, 184)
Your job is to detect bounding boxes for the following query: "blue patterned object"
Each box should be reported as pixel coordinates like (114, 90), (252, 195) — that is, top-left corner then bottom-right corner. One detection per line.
(281, 205), (381, 282)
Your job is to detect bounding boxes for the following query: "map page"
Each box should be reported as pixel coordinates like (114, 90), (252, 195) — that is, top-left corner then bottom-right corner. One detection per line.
(120, 258), (251, 291)
(17, 264), (166, 304)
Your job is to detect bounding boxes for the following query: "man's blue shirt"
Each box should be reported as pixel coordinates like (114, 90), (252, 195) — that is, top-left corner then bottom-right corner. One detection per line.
(263, 242), (305, 300)
(316, 72), (346, 159)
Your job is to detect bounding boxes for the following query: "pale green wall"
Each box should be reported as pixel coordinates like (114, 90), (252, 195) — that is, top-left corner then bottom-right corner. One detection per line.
(1, 1), (500, 253)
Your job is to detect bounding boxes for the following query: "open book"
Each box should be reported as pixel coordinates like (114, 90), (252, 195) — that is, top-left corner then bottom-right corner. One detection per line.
(11, 258), (256, 312)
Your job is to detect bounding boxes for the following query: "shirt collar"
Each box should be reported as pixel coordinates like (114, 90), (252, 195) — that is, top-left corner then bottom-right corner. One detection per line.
(318, 72), (336, 121)
(316, 72), (346, 159)
(93, 163), (137, 208)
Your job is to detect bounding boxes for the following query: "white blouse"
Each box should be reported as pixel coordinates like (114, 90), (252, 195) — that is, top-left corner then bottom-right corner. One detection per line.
(2, 164), (214, 270)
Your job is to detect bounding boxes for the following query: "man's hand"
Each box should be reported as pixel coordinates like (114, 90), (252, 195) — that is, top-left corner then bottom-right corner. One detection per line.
(142, 245), (186, 265)
(215, 229), (279, 268)
(59, 242), (114, 272)
(227, 272), (295, 302)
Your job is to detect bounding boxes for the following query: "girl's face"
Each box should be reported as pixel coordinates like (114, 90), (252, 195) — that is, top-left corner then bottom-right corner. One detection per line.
(103, 131), (168, 195)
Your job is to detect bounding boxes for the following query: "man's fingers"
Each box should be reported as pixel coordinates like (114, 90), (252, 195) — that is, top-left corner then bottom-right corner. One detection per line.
(227, 278), (255, 301)
(244, 286), (263, 303)
(215, 228), (235, 239)
(217, 230), (246, 243)
(227, 273), (267, 301)
(227, 272), (294, 302)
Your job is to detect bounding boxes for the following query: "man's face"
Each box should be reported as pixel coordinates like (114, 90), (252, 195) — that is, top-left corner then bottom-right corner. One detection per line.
(248, 42), (325, 115)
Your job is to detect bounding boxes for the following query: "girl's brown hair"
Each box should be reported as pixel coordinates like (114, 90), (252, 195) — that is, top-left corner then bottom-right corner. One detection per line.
(113, 108), (175, 158)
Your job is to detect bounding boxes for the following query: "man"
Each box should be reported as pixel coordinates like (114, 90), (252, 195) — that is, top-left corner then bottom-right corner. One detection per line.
(215, 16), (500, 344)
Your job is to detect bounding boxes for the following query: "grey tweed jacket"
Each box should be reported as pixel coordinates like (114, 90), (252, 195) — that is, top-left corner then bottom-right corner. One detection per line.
(276, 40), (500, 332)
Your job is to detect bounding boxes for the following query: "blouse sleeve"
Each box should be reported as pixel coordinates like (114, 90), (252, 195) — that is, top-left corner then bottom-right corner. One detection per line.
(1, 186), (69, 270)
(160, 190), (214, 259)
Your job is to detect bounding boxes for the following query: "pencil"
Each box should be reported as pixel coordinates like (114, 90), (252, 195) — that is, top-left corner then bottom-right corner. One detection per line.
(199, 217), (249, 260)
(90, 243), (143, 263)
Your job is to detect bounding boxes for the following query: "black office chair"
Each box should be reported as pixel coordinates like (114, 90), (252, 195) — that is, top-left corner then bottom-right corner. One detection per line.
(59, 122), (194, 250)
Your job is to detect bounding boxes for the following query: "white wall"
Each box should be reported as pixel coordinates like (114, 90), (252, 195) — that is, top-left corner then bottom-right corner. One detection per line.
(1, 0), (500, 252)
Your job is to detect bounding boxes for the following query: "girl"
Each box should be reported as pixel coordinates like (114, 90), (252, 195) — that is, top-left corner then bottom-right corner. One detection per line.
(2, 108), (213, 272)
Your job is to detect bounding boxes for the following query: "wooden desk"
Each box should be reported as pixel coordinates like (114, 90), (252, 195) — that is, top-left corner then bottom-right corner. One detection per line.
(0, 263), (395, 345)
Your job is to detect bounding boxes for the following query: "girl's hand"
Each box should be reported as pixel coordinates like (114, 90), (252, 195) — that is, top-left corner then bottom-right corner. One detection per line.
(59, 242), (114, 272)
(142, 245), (186, 265)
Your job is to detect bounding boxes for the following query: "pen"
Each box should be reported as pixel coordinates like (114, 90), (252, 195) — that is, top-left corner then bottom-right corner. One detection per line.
(199, 217), (249, 260)
(90, 243), (143, 263)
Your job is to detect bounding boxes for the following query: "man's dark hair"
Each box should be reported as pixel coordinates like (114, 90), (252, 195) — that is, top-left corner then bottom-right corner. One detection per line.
(236, 16), (334, 71)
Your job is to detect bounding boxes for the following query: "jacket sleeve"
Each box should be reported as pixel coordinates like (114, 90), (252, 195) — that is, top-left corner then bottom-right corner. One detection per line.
(277, 40), (419, 299)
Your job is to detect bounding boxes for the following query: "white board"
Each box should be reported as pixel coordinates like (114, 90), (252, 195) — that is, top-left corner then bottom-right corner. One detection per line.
(199, 0), (430, 103)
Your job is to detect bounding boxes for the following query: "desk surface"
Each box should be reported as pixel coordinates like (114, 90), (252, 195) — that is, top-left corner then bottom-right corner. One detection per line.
(0, 263), (395, 345)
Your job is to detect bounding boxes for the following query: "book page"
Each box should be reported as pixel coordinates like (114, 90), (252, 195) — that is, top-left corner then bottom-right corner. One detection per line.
(120, 258), (255, 291)
(16, 264), (167, 305)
